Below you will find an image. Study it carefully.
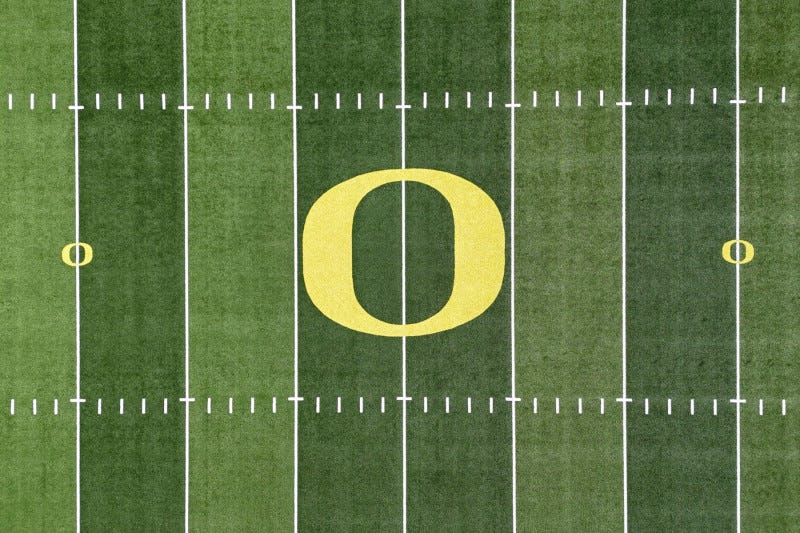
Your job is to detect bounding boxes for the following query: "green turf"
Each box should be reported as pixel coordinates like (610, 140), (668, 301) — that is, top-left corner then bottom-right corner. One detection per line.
(740, 3), (800, 528)
(626, 1), (737, 529)
(186, 1), (294, 530)
(77, 1), (184, 530)
(515, 1), (623, 529)
(0, 3), (74, 531)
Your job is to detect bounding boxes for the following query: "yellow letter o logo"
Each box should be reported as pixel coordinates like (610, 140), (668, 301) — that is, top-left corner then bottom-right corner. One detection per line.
(722, 239), (754, 264)
(61, 242), (94, 267)
(303, 168), (505, 337)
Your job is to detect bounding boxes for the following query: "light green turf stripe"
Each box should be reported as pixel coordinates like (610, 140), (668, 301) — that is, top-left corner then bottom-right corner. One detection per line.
(0, 3), (74, 531)
(515, 1), (623, 530)
(741, 4), (800, 529)
(187, 2), (293, 530)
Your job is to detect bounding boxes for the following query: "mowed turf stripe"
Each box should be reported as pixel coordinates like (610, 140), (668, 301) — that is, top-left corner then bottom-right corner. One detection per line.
(515, 1), (623, 529)
(627, 1), (736, 530)
(77, 2), (184, 530)
(405, 3), (512, 531)
(740, 4), (800, 528)
(186, 1), (294, 530)
(0, 3), (75, 530)
(296, 2), (403, 530)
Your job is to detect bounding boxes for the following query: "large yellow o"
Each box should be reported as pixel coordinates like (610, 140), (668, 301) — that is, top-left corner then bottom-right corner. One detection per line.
(722, 239), (754, 264)
(303, 168), (505, 337)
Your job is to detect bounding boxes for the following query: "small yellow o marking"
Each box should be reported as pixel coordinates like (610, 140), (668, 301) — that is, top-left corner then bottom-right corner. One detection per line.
(722, 239), (754, 264)
(61, 243), (93, 267)
(303, 168), (505, 337)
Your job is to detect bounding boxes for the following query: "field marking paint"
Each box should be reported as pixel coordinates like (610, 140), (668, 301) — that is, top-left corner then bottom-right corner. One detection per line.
(291, 0), (300, 530)
(734, 1), (743, 531)
(620, 1), (629, 531)
(509, 1), (518, 531)
(399, 1), (409, 531)
(599, 89), (605, 107)
(72, 0), (82, 529)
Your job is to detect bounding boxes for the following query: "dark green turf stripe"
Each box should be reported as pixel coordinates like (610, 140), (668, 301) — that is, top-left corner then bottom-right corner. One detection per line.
(296, 2), (403, 530)
(627, 2), (737, 530)
(405, 3), (512, 531)
(77, 2), (184, 530)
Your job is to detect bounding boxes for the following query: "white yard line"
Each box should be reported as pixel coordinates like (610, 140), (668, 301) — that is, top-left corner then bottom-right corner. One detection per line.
(399, 2), (409, 532)
(291, 0), (300, 531)
(180, 2), (192, 532)
(71, 0), (82, 530)
(734, 1), (743, 531)
(620, 1), (629, 532)
(509, 2), (518, 532)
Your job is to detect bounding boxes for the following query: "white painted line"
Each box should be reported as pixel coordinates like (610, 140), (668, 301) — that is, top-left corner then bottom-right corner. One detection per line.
(357, 93), (362, 110)
(336, 92), (341, 109)
(578, 397), (583, 414)
(445, 397), (450, 414)
(577, 90), (582, 107)
(139, 93), (145, 110)
(734, 4), (743, 530)
(140, 398), (145, 415)
(423, 397), (428, 413)
(359, 397), (364, 414)
(204, 94), (210, 110)
(509, 8), (518, 530)
(600, 398), (606, 415)
(379, 92), (384, 109)
(162, 93), (167, 110)
(599, 89), (605, 107)
(228, 397), (233, 414)
(714, 399), (718, 416)
(164, 398), (169, 414)
(7, 93), (12, 110)
(644, 88), (649, 106)
(555, 90), (560, 107)
(206, 398), (211, 414)
(250, 397), (255, 414)
(97, 398), (102, 415)
(10, 399), (15, 415)
(532, 90), (537, 108)
(782, 399), (786, 416)
(117, 93), (122, 109)
(713, 87), (718, 104)
(690, 87), (695, 105)
(644, 398), (649, 415)
(271, 92), (276, 110)
(666, 88), (672, 106)
(30, 93), (35, 110)
(555, 397), (560, 414)
(226, 93), (231, 110)
(274, 397), (279, 414)
(337, 396), (341, 414)
(466, 91), (472, 108)
(95, 93), (100, 109)
(181, 6), (191, 533)
(313, 92), (319, 110)
(621, 3), (629, 531)
(758, 87), (763, 104)
(315, 397), (320, 414)
(467, 397), (472, 413)
(758, 399), (763, 416)
(533, 397), (538, 414)
(52, 93), (57, 109)
(32, 399), (38, 415)
(488, 91), (493, 108)
(423, 91), (428, 109)
(54, 399), (59, 415)
(444, 91), (450, 109)
(72, 1), (82, 527)
(781, 86), (786, 103)
(119, 398), (125, 415)
(489, 397), (494, 414)
(381, 397), (386, 413)
(248, 93), (253, 110)
(690, 398), (695, 416)
(667, 398), (672, 415)
(291, 2), (300, 532)
(400, 4), (409, 530)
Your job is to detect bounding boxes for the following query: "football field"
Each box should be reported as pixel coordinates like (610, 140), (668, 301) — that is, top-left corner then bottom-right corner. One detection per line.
(1, 1), (799, 531)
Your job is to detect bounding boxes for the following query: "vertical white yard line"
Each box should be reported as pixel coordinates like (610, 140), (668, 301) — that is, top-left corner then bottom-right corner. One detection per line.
(400, 1), (408, 532)
(509, 1), (518, 532)
(734, 1), (742, 531)
(181, 1), (191, 531)
(72, 1), (81, 531)
(291, 0), (300, 531)
(620, 1), (629, 532)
